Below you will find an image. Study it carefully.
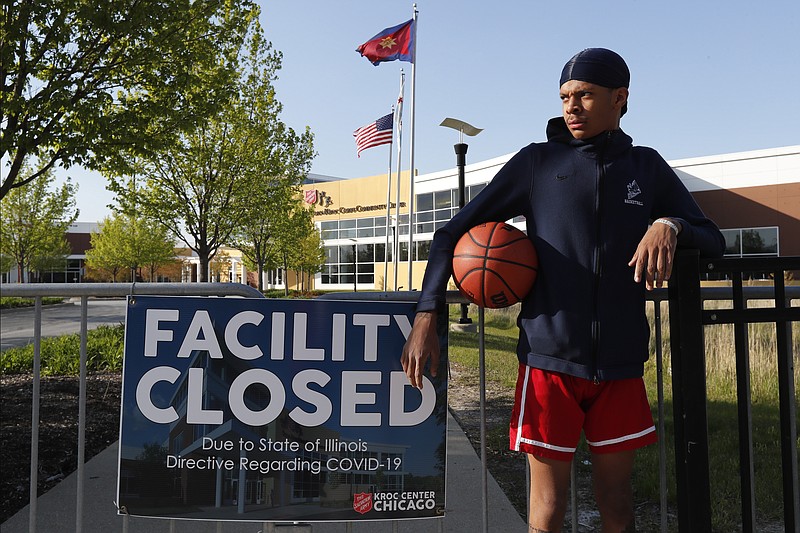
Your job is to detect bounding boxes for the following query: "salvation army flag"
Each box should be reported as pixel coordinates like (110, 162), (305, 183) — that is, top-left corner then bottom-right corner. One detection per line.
(354, 113), (393, 157)
(356, 19), (414, 66)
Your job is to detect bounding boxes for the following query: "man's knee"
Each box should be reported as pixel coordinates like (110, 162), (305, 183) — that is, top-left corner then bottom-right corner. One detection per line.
(529, 485), (570, 517)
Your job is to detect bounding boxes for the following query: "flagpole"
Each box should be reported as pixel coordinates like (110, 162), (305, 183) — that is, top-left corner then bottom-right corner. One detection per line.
(383, 105), (394, 291)
(394, 73), (405, 291)
(393, 70), (405, 291)
(406, 3), (418, 290)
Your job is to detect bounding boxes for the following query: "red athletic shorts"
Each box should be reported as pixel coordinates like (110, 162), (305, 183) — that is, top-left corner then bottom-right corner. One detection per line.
(509, 364), (657, 461)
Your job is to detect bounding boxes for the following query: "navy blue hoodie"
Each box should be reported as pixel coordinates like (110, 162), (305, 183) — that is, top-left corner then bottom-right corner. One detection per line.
(416, 118), (725, 381)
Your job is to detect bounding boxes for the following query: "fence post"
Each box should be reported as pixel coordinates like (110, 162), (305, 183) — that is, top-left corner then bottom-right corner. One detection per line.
(667, 250), (712, 531)
(774, 272), (800, 532)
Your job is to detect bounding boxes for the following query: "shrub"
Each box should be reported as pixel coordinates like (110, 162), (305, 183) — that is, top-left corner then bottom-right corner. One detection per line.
(0, 324), (124, 376)
(0, 297), (67, 309)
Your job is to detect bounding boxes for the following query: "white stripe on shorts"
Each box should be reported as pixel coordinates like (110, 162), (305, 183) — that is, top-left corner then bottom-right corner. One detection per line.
(514, 368), (578, 453)
(519, 437), (577, 454)
(513, 367), (531, 451)
(586, 425), (656, 448)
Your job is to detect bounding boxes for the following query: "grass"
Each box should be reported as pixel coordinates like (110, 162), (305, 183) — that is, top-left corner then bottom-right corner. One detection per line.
(446, 300), (799, 532)
(448, 305), (520, 388)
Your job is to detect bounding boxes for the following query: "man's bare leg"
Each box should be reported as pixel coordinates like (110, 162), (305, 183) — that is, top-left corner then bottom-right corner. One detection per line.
(527, 454), (572, 532)
(591, 449), (637, 532)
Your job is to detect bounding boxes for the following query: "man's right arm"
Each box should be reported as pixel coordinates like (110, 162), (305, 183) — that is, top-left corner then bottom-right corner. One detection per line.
(404, 146), (534, 387)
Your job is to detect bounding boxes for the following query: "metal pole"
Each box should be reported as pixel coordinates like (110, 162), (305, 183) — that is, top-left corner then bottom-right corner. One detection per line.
(384, 102), (395, 291)
(76, 296), (88, 532)
(732, 274), (756, 532)
(668, 250), (712, 530)
(571, 460), (578, 533)
(455, 142), (472, 326)
(393, 70), (405, 291)
(28, 297), (42, 533)
(478, 306), (489, 533)
(774, 273), (799, 532)
(654, 301), (668, 533)
(406, 4), (418, 291)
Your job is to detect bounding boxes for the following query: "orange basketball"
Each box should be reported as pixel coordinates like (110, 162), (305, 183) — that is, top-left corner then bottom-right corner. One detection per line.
(452, 222), (538, 308)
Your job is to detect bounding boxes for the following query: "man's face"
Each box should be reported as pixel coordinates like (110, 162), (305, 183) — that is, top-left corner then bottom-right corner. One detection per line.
(559, 80), (628, 139)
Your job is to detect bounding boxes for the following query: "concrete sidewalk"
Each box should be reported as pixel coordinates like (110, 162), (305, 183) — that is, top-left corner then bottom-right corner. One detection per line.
(2, 410), (526, 532)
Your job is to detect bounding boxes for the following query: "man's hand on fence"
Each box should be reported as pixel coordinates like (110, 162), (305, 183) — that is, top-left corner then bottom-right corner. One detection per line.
(629, 218), (681, 290)
(401, 311), (440, 390)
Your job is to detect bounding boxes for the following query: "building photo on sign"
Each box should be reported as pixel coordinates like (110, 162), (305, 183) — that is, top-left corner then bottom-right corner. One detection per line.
(117, 296), (448, 522)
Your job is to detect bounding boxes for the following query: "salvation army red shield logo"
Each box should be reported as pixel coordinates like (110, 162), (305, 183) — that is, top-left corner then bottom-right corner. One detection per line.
(304, 189), (317, 205)
(353, 492), (373, 514)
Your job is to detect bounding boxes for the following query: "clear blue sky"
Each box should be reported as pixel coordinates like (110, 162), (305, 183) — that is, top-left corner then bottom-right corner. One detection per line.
(65, 0), (800, 222)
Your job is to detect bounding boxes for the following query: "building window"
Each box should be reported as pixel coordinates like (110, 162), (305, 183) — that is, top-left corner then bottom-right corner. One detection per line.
(720, 227), (779, 280)
(339, 219), (357, 239)
(722, 227), (779, 257)
(320, 243), (379, 286)
(266, 268), (284, 287)
(468, 183), (486, 201)
(415, 182), (487, 235)
(320, 221), (338, 239)
(416, 240), (431, 261)
(319, 217), (401, 241)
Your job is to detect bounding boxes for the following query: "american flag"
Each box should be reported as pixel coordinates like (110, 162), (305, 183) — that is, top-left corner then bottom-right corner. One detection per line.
(353, 113), (393, 157)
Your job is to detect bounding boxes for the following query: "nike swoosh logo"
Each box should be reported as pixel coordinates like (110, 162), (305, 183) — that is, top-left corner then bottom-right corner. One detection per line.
(556, 174), (568, 181)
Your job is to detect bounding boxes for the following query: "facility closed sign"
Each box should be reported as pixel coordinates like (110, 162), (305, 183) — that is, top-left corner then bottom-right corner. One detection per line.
(117, 296), (447, 523)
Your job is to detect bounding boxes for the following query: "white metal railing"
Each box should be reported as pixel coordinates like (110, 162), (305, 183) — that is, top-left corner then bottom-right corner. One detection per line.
(1, 283), (262, 533)
(2, 283), (797, 532)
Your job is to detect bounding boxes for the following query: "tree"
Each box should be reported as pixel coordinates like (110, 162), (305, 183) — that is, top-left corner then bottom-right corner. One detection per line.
(0, 163), (77, 282)
(83, 217), (126, 282)
(29, 234), (72, 281)
(269, 204), (316, 296)
(228, 26), (314, 290)
(0, 253), (14, 278)
(111, 112), (250, 282)
(294, 226), (325, 291)
(233, 185), (313, 291)
(1, 0), (257, 199)
(85, 213), (175, 282)
(111, 15), (313, 283)
(209, 249), (232, 282)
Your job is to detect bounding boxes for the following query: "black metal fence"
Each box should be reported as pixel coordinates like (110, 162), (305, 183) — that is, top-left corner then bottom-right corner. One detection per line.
(668, 251), (799, 532)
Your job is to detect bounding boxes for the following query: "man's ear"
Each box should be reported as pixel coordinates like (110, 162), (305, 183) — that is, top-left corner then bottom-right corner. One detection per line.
(614, 87), (629, 112)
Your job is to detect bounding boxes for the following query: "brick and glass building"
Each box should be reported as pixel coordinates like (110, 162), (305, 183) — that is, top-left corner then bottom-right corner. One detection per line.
(302, 145), (799, 291)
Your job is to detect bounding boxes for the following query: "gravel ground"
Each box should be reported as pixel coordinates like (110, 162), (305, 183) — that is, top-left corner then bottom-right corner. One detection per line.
(0, 373), (122, 524)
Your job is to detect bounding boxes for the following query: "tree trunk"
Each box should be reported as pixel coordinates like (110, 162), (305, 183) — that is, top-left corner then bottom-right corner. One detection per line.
(282, 253), (289, 296)
(199, 256), (209, 282)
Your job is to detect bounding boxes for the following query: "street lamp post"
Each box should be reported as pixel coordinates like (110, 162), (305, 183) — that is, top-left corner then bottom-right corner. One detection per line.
(440, 118), (483, 325)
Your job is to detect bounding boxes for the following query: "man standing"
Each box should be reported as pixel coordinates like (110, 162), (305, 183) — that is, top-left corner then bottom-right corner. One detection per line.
(401, 48), (725, 532)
